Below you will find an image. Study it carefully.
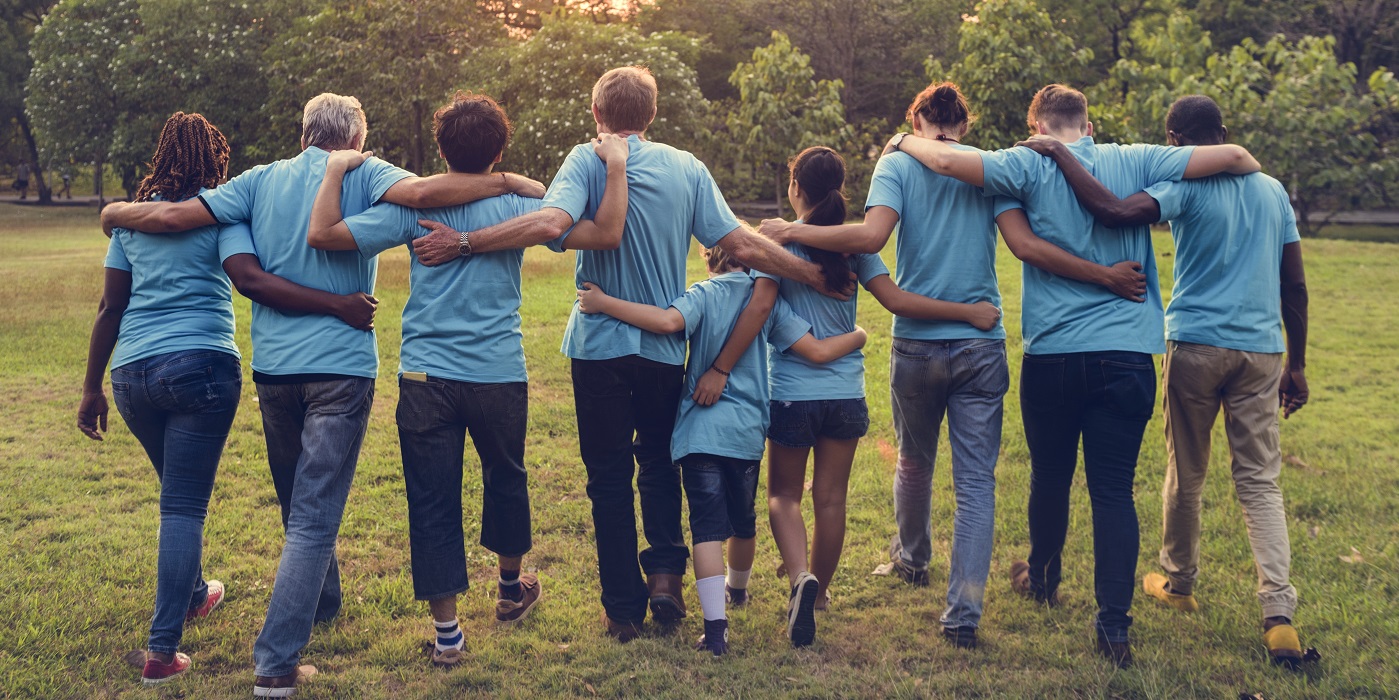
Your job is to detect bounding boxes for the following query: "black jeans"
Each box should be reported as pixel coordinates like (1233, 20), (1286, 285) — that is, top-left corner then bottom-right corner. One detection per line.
(572, 356), (688, 623)
(1020, 351), (1155, 643)
(396, 377), (532, 600)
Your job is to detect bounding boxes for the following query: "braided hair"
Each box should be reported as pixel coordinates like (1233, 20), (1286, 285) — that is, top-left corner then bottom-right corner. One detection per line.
(788, 146), (851, 294)
(133, 112), (230, 203)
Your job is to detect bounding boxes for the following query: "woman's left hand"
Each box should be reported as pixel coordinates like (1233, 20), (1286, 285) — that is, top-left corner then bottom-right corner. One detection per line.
(78, 391), (108, 441)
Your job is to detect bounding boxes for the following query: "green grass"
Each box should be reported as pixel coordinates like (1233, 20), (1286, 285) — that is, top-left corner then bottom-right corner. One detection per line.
(1, 205), (1396, 699)
(1313, 224), (1399, 244)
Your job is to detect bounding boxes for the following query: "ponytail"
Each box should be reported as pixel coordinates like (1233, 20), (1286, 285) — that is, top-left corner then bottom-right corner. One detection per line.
(788, 146), (852, 294)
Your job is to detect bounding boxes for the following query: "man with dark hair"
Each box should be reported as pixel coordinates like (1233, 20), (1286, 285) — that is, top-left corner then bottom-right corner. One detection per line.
(1017, 94), (1312, 669)
(305, 92), (632, 668)
(409, 66), (842, 641)
(888, 83), (1263, 667)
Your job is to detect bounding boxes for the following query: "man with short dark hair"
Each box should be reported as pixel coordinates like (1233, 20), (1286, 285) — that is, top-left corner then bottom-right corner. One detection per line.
(305, 92), (631, 667)
(1017, 94), (1312, 668)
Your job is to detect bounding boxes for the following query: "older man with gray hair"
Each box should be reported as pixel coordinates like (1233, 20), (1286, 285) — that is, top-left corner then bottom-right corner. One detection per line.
(102, 93), (543, 696)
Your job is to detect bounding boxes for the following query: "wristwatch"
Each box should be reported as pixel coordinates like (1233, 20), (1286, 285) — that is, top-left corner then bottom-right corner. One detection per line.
(889, 132), (907, 152)
(458, 229), (472, 259)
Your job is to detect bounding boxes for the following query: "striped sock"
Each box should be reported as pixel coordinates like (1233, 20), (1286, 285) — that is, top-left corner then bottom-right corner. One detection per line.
(433, 618), (463, 653)
(499, 568), (522, 602)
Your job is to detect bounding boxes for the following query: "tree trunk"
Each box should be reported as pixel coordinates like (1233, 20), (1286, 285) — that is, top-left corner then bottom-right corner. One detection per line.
(17, 112), (52, 204)
(95, 156), (104, 207)
(411, 101), (425, 175)
(774, 169), (784, 219)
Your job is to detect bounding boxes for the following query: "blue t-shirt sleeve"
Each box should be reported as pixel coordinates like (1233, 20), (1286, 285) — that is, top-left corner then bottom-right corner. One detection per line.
(216, 222), (259, 261)
(541, 146), (593, 225)
(345, 203), (417, 258)
(992, 195), (1023, 216)
(104, 232), (131, 271)
(362, 157), (416, 204)
(1144, 180), (1188, 224)
(979, 147), (1038, 200)
(854, 252), (890, 286)
(198, 169), (258, 224)
(670, 283), (706, 340)
(690, 160), (743, 248)
(864, 155), (905, 216)
(1133, 143), (1194, 186)
(751, 268), (779, 283)
(766, 297), (811, 352)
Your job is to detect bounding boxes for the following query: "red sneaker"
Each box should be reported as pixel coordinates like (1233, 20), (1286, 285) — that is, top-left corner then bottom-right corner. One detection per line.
(186, 580), (225, 622)
(141, 652), (191, 685)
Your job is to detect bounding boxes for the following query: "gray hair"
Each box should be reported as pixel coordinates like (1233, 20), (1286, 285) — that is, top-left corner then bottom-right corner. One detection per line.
(302, 93), (368, 150)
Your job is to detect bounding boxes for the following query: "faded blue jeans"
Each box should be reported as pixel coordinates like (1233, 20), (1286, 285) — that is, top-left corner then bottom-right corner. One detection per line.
(251, 377), (374, 678)
(890, 338), (1008, 630)
(110, 350), (241, 655)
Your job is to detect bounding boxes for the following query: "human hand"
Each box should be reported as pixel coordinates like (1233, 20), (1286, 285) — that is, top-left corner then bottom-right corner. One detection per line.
(413, 219), (463, 266)
(882, 133), (908, 157)
(504, 172), (546, 199)
(1014, 135), (1063, 157)
(812, 267), (856, 302)
(1103, 261), (1148, 302)
(966, 301), (1003, 331)
(77, 391), (108, 441)
(691, 368), (729, 407)
(1279, 367), (1308, 418)
(758, 218), (795, 245)
(327, 148), (374, 172)
(576, 282), (609, 314)
(335, 292), (378, 331)
(592, 133), (630, 165)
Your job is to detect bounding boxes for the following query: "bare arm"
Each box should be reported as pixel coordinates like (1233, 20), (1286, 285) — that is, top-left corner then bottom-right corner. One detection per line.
(996, 207), (1148, 302)
(101, 199), (216, 237)
(715, 225), (846, 299)
(413, 208), (574, 265)
(381, 171), (545, 209)
(759, 206), (900, 254)
(1279, 241), (1309, 418)
(223, 253), (377, 330)
(862, 274), (1001, 330)
(1016, 136), (1161, 228)
(788, 327), (869, 364)
(78, 268), (131, 440)
(1183, 144), (1260, 178)
(557, 134), (630, 251)
(690, 278), (778, 407)
(893, 134), (985, 187)
(307, 150), (361, 251)
(575, 282), (685, 335)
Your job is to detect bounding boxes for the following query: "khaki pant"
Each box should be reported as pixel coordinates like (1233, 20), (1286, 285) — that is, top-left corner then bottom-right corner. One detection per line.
(1160, 341), (1297, 620)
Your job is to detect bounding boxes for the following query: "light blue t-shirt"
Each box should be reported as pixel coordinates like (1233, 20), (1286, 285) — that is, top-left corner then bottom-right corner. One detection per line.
(755, 243), (889, 401)
(980, 137), (1195, 355)
(344, 194), (548, 384)
(199, 147), (413, 378)
(1146, 172), (1300, 353)
(543, 135), (744, 366)
(866, 149), (1016, 341)
(669, 272), (811, 462)
(104, 197), (257, 369)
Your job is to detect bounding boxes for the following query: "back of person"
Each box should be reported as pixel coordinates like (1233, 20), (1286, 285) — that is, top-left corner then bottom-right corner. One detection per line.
(870, 148), (1005, 341)
(1148, 172), (1297, 353)
(550, 135), (738, 366)
(106, 192), (244, 368)
(756, 243), (885, 401)
(198, 148), (410, 377)
(982, 138), (1192, 354)
(346, 194), (542, 384)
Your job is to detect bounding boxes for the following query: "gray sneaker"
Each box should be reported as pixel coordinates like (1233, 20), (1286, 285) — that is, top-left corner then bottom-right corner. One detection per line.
(888, 535), (930, 587)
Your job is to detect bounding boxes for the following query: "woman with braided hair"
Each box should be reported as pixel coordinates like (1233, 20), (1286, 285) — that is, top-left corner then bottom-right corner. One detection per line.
(76, 112), (378, 686)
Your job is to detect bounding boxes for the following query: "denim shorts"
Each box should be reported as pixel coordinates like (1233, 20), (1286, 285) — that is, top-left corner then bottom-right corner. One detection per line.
(679, 454), (761, 544)
(767, 398), (870, 447)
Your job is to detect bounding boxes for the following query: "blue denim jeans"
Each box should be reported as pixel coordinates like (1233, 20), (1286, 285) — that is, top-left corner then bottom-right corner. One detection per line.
(251, 377), (374, 677)
(397, 377), (532, 600)
(889, 338), (1008, 630)
(110, 350), (241, 655)
(1020, 351), (1156, 644)
(678, 453), (761, 544)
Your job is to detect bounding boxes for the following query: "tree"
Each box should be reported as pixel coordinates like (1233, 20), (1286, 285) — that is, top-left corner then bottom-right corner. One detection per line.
(3, 0), (57, 202)
(727, 31), (848, 214)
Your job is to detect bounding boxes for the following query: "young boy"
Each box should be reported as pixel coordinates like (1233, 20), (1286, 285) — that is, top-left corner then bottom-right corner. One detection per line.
(576, 247), (867, 656)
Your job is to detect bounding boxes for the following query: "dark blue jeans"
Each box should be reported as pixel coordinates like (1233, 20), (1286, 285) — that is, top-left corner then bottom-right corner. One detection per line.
(1020, 351), (1155, 643)
(571, 356), (688, 624)
(397, 377), (532, 600)
(679, 453), (761, 544)
(110, 350), (241, 655)
(251, 377), (374, 677)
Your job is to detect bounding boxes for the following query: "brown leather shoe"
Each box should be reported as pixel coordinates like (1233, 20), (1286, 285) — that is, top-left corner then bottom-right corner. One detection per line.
(253, 664), (317, 697)
(602, 612), (642, 643)
(1010, 560), (1059, 607)
(647, 573), (687, 622)
(495, 573), (542, 623)
(1095, 636), (1133, 669)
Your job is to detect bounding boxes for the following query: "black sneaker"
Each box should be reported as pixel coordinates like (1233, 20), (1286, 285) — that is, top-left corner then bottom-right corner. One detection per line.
(696, 619), (730, 657)
(888, 535), (930, 587)
(786, 572), (819, 648)
(1095, 634), (1133, 669)
(725, 584), (749, 607)
(941, 626), (978, 649)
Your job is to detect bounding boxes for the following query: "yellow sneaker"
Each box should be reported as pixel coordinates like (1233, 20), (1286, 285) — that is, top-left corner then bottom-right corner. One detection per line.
(1142, 573), (1199, 612)
(1263, 623), (1303, 668)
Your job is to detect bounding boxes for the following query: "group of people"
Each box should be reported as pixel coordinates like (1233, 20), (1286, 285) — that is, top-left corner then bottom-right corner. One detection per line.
(75, 63), (1310, 695)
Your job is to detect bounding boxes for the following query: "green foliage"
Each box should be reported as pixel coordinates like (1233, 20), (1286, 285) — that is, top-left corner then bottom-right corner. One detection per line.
(469, 14), (711, 181)
(727, 31), (848, 211)
(935, 0), (1093, 149)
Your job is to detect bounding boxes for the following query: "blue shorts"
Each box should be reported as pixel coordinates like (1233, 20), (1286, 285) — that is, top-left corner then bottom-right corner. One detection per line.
(767, 398), (870, 447)
(679, 454), (761, 544)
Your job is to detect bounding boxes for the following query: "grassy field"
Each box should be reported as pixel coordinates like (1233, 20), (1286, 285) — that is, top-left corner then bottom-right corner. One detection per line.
(0, 204), (1395, 699)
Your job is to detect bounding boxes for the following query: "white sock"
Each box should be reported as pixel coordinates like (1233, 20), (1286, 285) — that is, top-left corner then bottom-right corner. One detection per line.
(433, 618), (463, 652)
(696, 575), (727, 621)
(726, 566), (751, 590)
